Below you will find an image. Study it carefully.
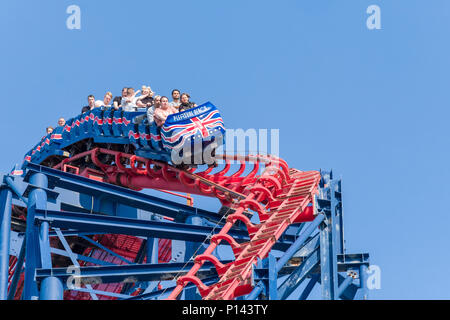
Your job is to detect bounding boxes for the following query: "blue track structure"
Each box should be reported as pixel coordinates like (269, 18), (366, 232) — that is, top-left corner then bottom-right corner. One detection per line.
(0, 101), (371, 300)
(0, 163), (370, 300)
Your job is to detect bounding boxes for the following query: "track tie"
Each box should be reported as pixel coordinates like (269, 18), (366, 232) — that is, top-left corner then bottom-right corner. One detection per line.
(226, 269), (246, 279)
(254, 233), (276, 241)
(275, 210), (295, 217)
(240, 242), (265, 253)
(260, 224), (280, 233)
(270, 217), (288, 224)
(243, 243), (265, 252)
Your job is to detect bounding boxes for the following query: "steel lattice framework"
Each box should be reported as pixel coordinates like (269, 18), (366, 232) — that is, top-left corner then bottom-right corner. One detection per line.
(0, 153), (370, 300)
(0, 104), (370, 300)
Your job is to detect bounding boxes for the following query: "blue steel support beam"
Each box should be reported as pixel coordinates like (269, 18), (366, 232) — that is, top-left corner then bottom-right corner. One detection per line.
(39, 277), (63, 300)
(23, 172), (48, 300)
(267, 253), (278, 300)
(79, 235), (133, 265)
(315, 273), (359, 300)
(0, 186), (12, 300)
(24, 163), (222, 223)
(35, 261), (228, 284)
(335, 181), (345, 254)
(147, 237), (159, 264)
(39, 208), (52, 270)
(185, 214), (203, 300)
(276, 214), (324, 271)
(49, 231), (108, 237)
(356, 264), (369, 300)
(126, 276), (219, 300)
(251, 255), (276, 300)
(54, 228), (98, 300)
(277, 249), (320, 300)
(33, 176), (56, 300)
(337, 275), (354, 298)
(50, 247), (115, 266)
(336, 273), (359, 300)
(5, 176), (28, 205)
(298, 274), (319, 300)
(319, 180), (339, 300)
(246, 282), (265, 300)
(143, 224), (160, 295)
(33, 209), (296, 249)
(146, 213), (159, 265)
(7, 239), (25, 300)
(246, 214), (324, 300)
(67, 287), (131, 299)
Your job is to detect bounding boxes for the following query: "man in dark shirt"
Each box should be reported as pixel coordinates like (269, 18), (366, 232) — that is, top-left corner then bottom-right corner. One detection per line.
(112, 87), (128, 109)
(81, 95), (96, 113)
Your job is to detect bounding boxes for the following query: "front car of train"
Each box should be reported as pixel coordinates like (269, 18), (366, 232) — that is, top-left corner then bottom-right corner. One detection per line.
(160, 102), (225, 166)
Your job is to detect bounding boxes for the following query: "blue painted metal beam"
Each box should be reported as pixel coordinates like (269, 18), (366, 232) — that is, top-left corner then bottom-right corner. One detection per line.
(246, 214), (324, 300)
(23, 172), (48, 300)
(315, 273), (359, 300)
(277, 248), (320, 300)
(319, 180), (339, 300)
(125, 276), (219, 300)
(24, 163), (222, 222)
(50, 247), (116, 266)
(336, 253), (370, 269)
(54, 228), (98, 300)
(337, 273), (359, 300)
(291, 233), (320, 261)
(337, 275), (354, 298)
(67, 287), (131, 299)
(276, 215), (324, 272)
(7, 238), (26, 300)
(245, 281), (265, 300)
(0, 187), (12, 300)
(356, 264), (369, 300)
(185, 214), (204, 300)
(39, 277), (63, 300)
(33, 209), (297, 249)
(4, 176), (28, 205)
(34, 209), (247, 242)
(48, 230), (108, 237)
(298, 274), (319, 300)
(267, 253), (278, 300)
(78, 235), (133, 265)
(35, 261), (231, 284)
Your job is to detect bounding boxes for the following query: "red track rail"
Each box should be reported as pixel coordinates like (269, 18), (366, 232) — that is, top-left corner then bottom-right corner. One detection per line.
(49, 148), (320, 300)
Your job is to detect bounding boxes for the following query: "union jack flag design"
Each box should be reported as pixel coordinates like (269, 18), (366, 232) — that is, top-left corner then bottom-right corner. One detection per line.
(161, 102), (225, 150)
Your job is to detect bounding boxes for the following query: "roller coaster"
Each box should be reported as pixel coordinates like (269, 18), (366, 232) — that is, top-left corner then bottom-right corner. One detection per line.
(0, 100), (371, 300)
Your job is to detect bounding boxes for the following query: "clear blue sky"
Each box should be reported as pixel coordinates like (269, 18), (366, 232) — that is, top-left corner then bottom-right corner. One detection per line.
(1, 0), (449, 299)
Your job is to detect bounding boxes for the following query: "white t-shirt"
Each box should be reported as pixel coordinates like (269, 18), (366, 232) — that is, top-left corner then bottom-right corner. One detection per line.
(121, 97), (138, 111)
(147, 106), (155, 123)
(95, 100), (111, 108)
(169, 101), (181, 109)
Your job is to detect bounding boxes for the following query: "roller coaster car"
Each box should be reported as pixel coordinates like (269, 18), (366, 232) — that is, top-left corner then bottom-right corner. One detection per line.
(133, 101), (225, 165)
(23, 102), (225, 169)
